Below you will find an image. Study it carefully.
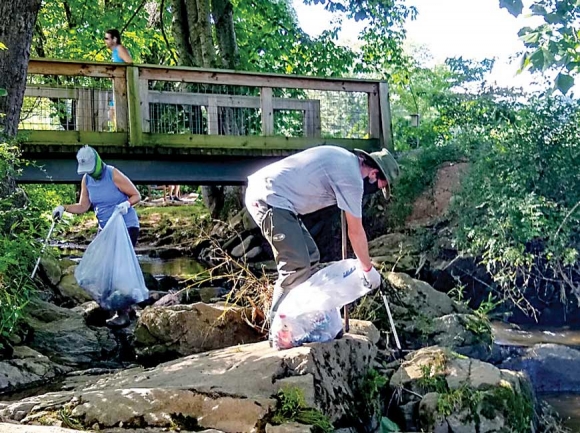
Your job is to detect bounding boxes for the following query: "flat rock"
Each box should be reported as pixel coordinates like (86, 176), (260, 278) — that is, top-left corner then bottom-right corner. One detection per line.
(0, 346), (71, 394)
(0, 321), (378, 432)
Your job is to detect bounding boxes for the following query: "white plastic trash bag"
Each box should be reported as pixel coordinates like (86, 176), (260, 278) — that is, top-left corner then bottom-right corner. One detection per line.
(74, 210), (148, 310)
(271, 259), (374, 350)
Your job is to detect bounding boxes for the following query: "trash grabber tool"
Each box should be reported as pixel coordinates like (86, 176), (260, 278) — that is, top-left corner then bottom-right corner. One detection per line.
(379, 282), (402, 356)
(30, 219), (57, 280)
(341, 210), (350, 333)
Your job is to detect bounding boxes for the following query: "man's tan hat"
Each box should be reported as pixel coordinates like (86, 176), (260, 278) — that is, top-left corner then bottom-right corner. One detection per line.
(354, 148), (400, 200)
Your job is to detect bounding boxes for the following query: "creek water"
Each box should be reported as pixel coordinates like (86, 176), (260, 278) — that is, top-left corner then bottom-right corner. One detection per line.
(492, 321), (580, 431)
(138, 255), (206, 279)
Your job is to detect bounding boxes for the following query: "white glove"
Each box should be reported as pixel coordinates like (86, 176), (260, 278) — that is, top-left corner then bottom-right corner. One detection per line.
(361, 265), (381, 290)
(52, 205), (65, 221)
(116, 201), (131, 215)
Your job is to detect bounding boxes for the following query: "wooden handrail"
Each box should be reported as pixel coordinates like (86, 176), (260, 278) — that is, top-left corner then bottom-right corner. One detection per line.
(21, 58), (393, 151)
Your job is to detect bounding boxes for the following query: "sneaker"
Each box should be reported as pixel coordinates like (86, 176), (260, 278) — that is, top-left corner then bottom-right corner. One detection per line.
(106, 310), (130, 328)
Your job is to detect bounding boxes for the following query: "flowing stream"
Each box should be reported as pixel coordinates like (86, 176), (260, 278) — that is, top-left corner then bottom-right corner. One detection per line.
(492, 321), (580, 431)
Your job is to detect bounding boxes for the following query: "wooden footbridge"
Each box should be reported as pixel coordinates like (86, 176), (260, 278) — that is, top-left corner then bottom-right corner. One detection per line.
(18, 59), (392, 184)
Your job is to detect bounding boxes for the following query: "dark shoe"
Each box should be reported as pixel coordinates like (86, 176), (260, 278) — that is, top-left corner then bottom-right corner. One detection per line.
(173, 196), (183, 202)
(106, 310), (130, 328)
(335, 329), (345, 339)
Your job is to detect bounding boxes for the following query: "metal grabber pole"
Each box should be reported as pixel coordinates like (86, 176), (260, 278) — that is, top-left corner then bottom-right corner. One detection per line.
(379, 282), (402, 356)
(341, 210), (349, 333)
(30, 219), (57, 280)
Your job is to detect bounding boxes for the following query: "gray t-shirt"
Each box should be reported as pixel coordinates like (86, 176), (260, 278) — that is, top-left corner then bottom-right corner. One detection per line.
(247, 146), (363, 217)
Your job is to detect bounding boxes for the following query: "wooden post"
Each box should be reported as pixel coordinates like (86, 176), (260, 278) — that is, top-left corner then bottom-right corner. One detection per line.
(75, 89), (93, 131)
(207, 96), (219, 135)
(304, 100), (321, 138)
(341, 210), (350, 333)
(139, 78), (150, 133)
(379, 82), (394, 151)
(96, 90), (111, 132)
(260, 87), (274, 136)
(113, 73), (128, 132)
(126, 65), (142, 145)
(368, 87), (381, 144)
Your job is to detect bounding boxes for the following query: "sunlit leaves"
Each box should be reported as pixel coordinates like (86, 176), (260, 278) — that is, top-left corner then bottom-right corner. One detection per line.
(499, 0), (524, 17)
(556, 72), (574, 94)
(511, 0), (580, 94)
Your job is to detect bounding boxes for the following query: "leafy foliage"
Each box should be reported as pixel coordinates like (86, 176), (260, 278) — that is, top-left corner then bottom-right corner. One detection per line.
(0, 143), (49, 346)
(451, 97), (580, 314)
(503, 0), (580, 94)
(271, 386), (333, 432)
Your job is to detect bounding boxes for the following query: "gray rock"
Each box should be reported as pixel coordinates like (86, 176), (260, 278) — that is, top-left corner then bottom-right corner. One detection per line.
(391, 346), (534, 433)
(231, 235), (254, 258)
(24, 299), (118, 367)
(133, 303), (263, 362)
(40, 255), (61, 286)
(0, 346), (71, 394)
(0, 423), (83, 432)
(199, 287), (228, 303)
(430, 314), (492, 361)
(0, 323), (379, 432)
(57, 273), (93, 305)
(500, 343), (580, 392)
(245, 245), (262, 260)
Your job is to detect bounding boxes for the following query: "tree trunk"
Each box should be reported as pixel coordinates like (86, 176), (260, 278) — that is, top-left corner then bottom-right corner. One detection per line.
(0, 0), (40, 215)
(212, 0), (239, 69)
(170, 0), (197, 67)
(171, 0), (243, 220)
(0, 0), (42, 138)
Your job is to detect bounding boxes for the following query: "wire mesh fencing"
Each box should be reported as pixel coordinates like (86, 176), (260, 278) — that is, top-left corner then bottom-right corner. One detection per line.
(20, 70), (372, 141)
(145, 82), (370, 139)
(20, 75), (115, 132)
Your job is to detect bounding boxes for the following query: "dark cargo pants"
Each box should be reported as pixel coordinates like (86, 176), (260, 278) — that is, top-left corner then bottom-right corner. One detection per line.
(246, 199), (320, 318)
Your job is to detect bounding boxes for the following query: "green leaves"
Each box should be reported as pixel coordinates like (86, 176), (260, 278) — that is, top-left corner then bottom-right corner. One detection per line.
(499, 0), (523, 17)
(0, 89), (6, 97)
(556, 72), (574, 94)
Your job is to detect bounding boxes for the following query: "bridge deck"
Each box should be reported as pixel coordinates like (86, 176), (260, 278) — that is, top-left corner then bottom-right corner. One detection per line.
(18, 59), (392, 184)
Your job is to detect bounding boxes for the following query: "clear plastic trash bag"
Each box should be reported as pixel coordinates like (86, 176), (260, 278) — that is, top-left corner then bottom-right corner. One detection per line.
(74, 210), (148, 310)
(271, 259), (373, 350)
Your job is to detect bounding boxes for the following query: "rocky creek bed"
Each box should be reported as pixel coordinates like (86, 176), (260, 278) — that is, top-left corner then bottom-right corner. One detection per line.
(0, 249), (574, 432)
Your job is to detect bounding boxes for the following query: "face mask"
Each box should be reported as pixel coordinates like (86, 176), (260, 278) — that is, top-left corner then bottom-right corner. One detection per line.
(89, 152), (104, 179)
(363, 177), (380, 196)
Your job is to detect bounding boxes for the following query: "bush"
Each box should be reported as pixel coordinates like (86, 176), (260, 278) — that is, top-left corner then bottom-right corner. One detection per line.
(451, 97), (580, 313)
(0, 143), (73, 346)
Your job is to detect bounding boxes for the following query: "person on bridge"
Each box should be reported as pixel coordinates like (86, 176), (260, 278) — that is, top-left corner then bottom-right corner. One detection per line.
(245, 145), (399, 336)
(52, 145), (142, 327)
(104, 29), (132, 63)
(104, 29), (132, 130)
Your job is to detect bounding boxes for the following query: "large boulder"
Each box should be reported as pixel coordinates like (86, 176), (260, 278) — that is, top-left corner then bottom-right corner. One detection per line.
(368, 233), (422, 273)
(499, 343), (580, 392)
(0, 346), (71, 394)
(133, 303), (264, 364)
(56, 273), (93, 305)
(366, 272), (492, 359)
(0, 321), (379, 432)
(389, 346), (534, 433)
(39, 256), (61, 286)
(23, 299), (118, 367)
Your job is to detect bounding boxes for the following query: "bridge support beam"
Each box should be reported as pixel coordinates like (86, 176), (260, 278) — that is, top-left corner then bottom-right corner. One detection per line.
(18, 156), (280, 185)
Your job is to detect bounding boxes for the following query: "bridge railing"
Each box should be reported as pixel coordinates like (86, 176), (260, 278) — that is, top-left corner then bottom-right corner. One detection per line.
(20, 59), (392, 153)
